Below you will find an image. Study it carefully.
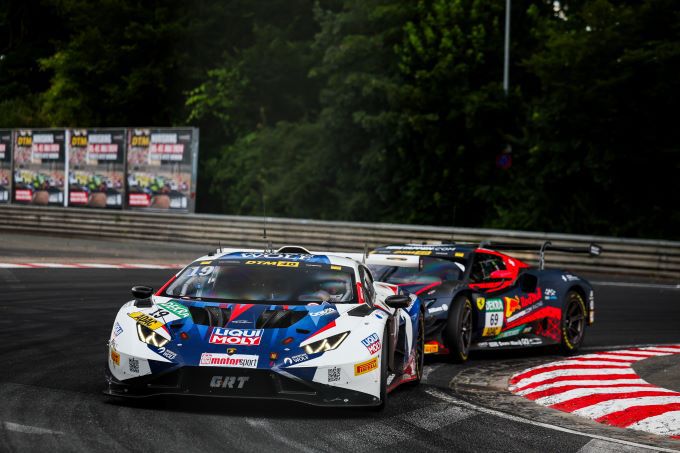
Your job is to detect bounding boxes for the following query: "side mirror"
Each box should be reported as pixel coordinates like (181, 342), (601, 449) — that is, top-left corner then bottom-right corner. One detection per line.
(489, 270), (513, 280)
(384, 294), (411, 309)
(132, 286), (154, 299)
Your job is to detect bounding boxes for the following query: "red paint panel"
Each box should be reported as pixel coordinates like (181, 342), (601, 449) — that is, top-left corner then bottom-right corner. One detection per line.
(505, 306), (562, 330)
(229, 303), (254, 321)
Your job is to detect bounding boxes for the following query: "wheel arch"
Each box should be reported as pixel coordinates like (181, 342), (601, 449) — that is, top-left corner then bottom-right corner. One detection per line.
(565, 284), (588, 316)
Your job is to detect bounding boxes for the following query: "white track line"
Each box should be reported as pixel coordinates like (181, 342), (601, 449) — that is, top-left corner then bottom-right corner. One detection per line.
(591, 281), (680, 289)
(425, 388), (676, 452)
(3, 421), (64, 435)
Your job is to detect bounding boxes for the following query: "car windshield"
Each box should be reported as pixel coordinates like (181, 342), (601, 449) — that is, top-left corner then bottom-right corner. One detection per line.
(162, 260), (357, 304)
(369, 257), (465, 285)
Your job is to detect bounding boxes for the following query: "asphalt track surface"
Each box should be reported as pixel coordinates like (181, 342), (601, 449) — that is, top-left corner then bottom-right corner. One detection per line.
(1, 267), (679, 451)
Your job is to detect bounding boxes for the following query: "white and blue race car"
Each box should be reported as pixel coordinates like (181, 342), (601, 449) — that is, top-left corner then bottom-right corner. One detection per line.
(105, 247), (424, 408)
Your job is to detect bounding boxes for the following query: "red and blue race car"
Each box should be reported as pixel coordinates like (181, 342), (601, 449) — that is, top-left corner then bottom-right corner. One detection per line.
(367, 242), (601, 362)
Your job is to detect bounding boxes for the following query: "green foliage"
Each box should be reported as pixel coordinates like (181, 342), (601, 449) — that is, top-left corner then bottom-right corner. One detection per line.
(0, 0), (677, 238)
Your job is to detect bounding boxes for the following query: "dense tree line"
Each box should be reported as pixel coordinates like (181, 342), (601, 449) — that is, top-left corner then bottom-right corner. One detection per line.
(0, 0), (677, 239)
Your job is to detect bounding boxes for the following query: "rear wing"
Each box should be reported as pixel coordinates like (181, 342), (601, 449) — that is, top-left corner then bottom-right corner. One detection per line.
(365, 253), (421, 269)
(479, 241), (602, 270)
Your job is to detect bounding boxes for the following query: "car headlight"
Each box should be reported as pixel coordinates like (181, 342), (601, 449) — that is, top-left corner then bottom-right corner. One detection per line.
(303, 331), (349, 355)
(137, 324), (169, 347)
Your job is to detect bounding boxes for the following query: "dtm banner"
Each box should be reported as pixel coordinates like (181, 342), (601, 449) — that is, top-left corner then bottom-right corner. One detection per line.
(12, 129), (66, 206)
(0, 130), (11, 203)
(68, 129), (126, 209)
(126, 128), (198, 211)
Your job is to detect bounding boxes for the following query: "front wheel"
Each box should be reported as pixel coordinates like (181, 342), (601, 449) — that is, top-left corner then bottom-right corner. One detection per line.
(559, 291), (587, 354)
(445, 294), (473, 363)
(369, 326), (389, 411)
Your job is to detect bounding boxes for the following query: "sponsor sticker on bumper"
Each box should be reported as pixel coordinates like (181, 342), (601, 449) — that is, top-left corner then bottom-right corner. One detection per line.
(199, 353), (259, 369)
(354, 357), (378, 376)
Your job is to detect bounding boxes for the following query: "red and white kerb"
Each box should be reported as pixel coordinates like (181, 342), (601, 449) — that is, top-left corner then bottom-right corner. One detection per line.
(509, 345), (680, 440)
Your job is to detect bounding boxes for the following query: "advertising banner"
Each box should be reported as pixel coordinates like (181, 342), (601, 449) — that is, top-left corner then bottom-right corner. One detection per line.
(68, 129), (126, 208)
(12, 129), (66, 206)
(0, 130), (11, 203)
(126, 128), (198, 211)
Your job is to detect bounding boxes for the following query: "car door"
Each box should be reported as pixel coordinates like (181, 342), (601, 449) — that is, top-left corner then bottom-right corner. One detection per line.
(362, 265), (412, 373)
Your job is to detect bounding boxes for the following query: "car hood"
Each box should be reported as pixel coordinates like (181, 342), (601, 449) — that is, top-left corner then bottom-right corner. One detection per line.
(134, 298), (370, 371)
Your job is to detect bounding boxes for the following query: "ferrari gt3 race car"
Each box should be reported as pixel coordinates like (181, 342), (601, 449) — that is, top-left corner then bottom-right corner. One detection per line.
(367, 242), (601, 362)
(105, 247), (424, 408)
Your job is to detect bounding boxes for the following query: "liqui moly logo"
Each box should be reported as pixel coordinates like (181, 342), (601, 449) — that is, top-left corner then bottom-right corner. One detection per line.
(209, 328), (264, 346)
(361, 333), (382, 355)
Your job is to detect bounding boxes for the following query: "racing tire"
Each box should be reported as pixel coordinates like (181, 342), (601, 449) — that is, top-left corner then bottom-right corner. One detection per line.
(369, 326), (389, 411)
(445, 294), (473, 363)
(559, 290), (587, 355)
(408, 313), (425, 385)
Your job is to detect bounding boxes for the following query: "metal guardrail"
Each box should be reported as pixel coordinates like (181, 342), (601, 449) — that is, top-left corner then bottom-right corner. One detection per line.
(1, 205), (678, 279)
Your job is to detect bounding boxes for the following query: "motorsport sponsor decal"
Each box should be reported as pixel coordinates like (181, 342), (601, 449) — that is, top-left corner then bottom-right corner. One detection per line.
(428, 304), (448, 314)
(386, 373), (396, 385)
(110, 349), (120, 366)
(112, 322), (123, 337)
(561, 274), (579, 282)
(477, 337), (543, 348)
(159, 300), (191, 319)
(544, 288), (557, 301)
(354, 357), (378, 376)
(200, 353), (259, 368)
(383, 245), (457, 251)
(390, 250), (432, 256)
(128, 357), (140, 373)
(128, 311), (164, 330)
(309, 308), (337, 317)
(157, 346), (177, 360)
(245, 260), (300, 267)
(361, 333), (382, 355)
(283, 353), (309, 366)
(476, 297), (485, 310)
(482, 298), (504, 336)
(504, 288), (542, 319)
(210, 375), (250, 389)
(209, 328), (263, 346)
(328, 367), (341, 382)
(506, 301), (544, 323)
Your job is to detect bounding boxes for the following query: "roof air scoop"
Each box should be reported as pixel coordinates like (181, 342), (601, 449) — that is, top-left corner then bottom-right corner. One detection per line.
(276, 246), (312, 254)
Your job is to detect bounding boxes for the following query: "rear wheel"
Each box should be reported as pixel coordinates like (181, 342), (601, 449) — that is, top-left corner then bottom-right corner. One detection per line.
(445, 295), (473, 363)
(560, 291), (587, 354)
